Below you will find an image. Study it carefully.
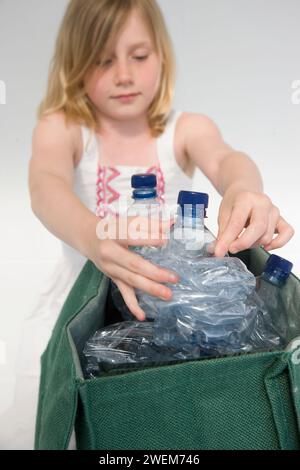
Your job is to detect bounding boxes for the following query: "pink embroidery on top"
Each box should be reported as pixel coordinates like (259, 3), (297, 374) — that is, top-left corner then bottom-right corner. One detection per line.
(96, 166), (121, 218)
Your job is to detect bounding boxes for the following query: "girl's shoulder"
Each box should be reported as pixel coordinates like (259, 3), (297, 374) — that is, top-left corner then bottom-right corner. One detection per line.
(175, 111), (220, 168)
(34, 111), (83, 168)
(177, 111), (220, 139)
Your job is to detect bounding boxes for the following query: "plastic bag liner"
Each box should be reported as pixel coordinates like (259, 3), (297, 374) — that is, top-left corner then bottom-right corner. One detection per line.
(35, 247), (300, 450)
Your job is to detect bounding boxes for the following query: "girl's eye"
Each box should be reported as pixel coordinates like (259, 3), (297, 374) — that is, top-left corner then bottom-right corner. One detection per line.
(134, 56), (148, 61)
(97, 56), (148, 67)
(102, 59), (112, 67)
(95, 59), (112, 67)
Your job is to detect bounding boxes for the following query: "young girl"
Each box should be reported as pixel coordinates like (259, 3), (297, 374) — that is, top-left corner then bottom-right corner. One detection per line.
(7, 0), (294, 449)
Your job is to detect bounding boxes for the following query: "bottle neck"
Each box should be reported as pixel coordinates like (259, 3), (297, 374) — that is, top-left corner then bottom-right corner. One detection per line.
(175, 207), (205, 230)
(172, 209), (205, 252)
(132, 188), (157, 200)
(132, 197), (159, 205)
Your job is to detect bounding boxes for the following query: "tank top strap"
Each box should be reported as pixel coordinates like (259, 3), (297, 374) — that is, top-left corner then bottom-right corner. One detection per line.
(79, 124), (99, 169)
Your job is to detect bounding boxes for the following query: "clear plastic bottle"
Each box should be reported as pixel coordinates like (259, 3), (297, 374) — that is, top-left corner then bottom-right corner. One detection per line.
(252, 254), (293, 346)
(128, 174), (161, 216)
(127, 173), (162, 256)
(111, 173), (164, 321)
(135, 191), (211, 321)
(137, 191), (214, 324)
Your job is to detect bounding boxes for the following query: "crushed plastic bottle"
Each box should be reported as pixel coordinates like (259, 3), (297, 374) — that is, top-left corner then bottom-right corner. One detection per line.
(152, 256), (261, 356)
(83, 321), (201, 378)
(136, 191), (219, 320)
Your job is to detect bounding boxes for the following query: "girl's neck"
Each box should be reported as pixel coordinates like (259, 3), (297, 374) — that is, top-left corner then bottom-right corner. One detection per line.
(95, 112), (151, 141)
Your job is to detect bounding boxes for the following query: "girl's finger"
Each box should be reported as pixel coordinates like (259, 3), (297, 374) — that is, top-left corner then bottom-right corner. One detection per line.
(253, 206), (280, 248)
(228, 205), (270, 254)
(263, 216), (295, 251)
(101, 241), (179, 285)
(109, 263), (173, 302)
(214, 201), (251, 257)
(112, 278), (146, 321)
(217, 201), (233, 241)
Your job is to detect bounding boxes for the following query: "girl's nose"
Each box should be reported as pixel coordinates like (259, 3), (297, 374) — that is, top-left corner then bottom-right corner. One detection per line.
(114, 61), (133, 85)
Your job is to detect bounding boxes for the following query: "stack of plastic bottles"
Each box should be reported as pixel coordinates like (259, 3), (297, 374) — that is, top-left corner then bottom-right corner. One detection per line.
(134, 190), (283, 355)
(83, 177), (294, 378)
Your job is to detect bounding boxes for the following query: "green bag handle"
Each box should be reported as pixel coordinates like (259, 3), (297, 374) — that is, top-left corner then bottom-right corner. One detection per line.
(264, 341), (300, 449)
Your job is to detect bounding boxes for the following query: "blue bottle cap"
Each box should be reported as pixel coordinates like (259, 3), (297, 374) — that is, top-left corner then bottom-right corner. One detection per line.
(131, 174), (157, 189)
(264, 254), (293, 283)
(177, 191), (209, 218)
(177, 191), (209, 207)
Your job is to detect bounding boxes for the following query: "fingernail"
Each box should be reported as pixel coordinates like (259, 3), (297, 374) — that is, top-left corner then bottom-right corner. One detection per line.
(169, 274), (178, 282)
(160, 292), (171, 301)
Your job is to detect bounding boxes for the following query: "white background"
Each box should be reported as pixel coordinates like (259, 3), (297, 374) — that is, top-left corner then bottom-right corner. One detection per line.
(0, 0), (299, 447)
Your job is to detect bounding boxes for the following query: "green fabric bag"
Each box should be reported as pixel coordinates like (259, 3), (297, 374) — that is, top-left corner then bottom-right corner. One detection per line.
(35, 248), (300, 450)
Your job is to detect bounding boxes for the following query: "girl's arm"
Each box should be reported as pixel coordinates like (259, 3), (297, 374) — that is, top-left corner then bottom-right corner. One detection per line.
(183, 113), (294, 256)
(29, 113), (178, 320)
(29, 113), (98, 258)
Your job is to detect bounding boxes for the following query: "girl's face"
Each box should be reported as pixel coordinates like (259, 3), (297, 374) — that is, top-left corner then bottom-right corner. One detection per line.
(84, 9), (162, 123)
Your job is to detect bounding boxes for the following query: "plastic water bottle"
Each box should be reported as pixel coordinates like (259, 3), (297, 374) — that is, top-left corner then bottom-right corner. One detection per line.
(258, 254), (293, 289)
(253, 254), (293, 346)
(145, 190), (218, 274)
(111, 173), (164, 320)
(135, 191), (217, 322)
(127, 173), (163, 256)
(128, 173), (161, 217)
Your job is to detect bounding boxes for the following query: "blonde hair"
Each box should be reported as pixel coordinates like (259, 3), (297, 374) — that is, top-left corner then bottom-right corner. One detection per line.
(37, 0), (176, 137)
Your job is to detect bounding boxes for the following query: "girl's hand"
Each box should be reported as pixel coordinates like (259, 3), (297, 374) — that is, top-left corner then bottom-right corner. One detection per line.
(87, 214), (178, 321)
(214, 187), (295, 257)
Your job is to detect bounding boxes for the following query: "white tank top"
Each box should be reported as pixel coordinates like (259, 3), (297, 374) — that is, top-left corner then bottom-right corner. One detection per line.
(74, 109), (193, 218)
